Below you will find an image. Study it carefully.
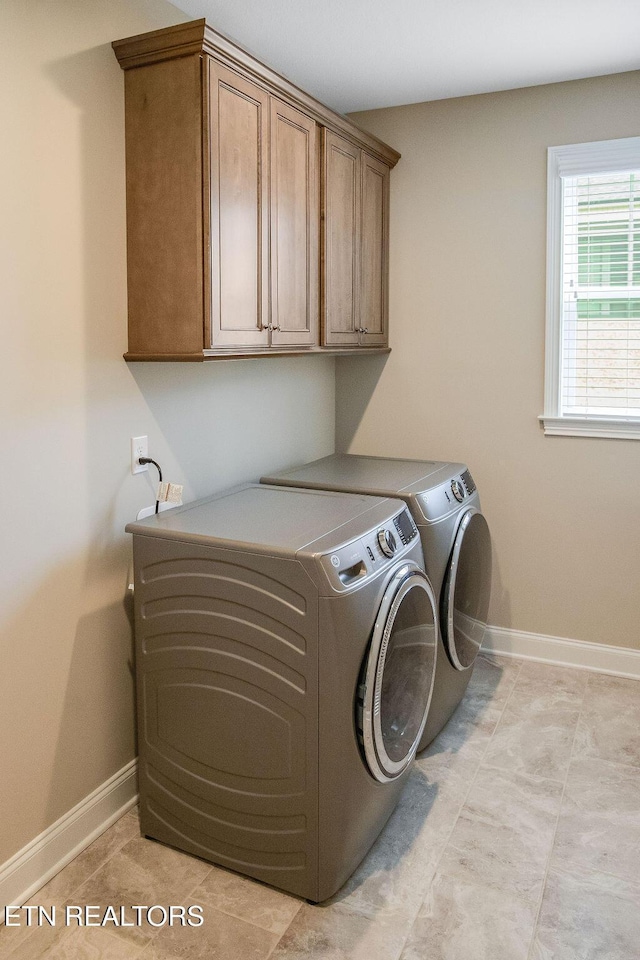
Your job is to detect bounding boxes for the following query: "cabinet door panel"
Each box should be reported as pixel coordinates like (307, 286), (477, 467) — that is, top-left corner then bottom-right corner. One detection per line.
(360, 153), (389, 346)
(270, 100), (318, 347)
(322, 132), (360, 345)
(209, 63), (269, 348)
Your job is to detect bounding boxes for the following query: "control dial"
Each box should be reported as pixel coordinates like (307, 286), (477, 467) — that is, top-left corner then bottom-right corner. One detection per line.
(451, 479), (465, 503)
(377, 528), (397, 557)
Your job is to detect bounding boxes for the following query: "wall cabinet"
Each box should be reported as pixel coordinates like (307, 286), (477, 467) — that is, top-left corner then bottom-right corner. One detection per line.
(208, 63), (269, 350)
(113, 20), (399, 361)
(269, 99), (319, 348)
(208, 65), (318, 350)
(205, 59), (318, 349)
(322, 132), (389, 348)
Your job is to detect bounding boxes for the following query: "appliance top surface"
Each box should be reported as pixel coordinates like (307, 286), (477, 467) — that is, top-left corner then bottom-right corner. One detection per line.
(125, 482), (403, 555)
(262, 454), (467, 497)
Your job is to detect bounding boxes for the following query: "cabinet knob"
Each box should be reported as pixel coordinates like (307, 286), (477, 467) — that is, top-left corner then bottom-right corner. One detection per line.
(273, 324), (281, 333)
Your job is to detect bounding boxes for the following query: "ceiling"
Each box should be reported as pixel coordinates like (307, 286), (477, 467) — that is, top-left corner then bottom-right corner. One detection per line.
(173, 0), (640, 114)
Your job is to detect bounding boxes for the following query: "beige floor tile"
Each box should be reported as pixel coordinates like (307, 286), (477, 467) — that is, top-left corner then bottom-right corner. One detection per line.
(508, 661), (589, 708)
(328, 763), (468, 921)
(192, 866), (301, 934)
(330, 769), (446, 920)
(0, 904), (70, 960)
(573, 673), (640, 768)
(28, 808), (141, 905)
(0, 915), (27, 958)
(411, 742), (485, 847)
(419, 714), (489, 767)
(139, 904), (279, 959)
(531, 866), (640, 960)
(438, 766), (563, 903)
(0, 812), (141, 958)
(468, 764), (563, 821)
(483, 707), (579, 781)
(552, 756), (640, 885)
(66, 836), (212, 947)
(269, 900), (413, 960)
(471, 654), (523, 701)
(415, 735), (484, 791)
(33, 924), (141, 959)
(418, 655), (522, 765)
(423, 692), (503, 760)
(399, 873), (537, 960)
(482, 662), (587, 781)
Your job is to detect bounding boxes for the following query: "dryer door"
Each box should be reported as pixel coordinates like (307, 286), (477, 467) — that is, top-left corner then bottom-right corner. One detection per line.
(442, 509), (492, 671)
(358, 564), (438, 783)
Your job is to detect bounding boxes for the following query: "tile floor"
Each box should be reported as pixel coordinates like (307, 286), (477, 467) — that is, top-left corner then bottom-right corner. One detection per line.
(2, 654), (640, 959)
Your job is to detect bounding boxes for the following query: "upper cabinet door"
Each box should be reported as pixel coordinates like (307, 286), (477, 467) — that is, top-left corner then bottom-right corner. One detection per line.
(270, 99), (319, 348)
(208, 62), (270, 349)
(322, 131), (361, 346)
(359, 152), (390, 347)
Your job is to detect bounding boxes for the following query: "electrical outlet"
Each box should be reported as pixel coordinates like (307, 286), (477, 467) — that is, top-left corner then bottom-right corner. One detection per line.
(131, 436), (148, 475)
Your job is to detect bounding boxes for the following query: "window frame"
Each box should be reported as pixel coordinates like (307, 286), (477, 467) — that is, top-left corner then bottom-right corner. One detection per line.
(541, 136), (640, 439)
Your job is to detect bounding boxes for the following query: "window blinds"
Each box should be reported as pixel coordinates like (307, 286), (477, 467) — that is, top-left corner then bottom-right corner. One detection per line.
(561, 171), (640, 418)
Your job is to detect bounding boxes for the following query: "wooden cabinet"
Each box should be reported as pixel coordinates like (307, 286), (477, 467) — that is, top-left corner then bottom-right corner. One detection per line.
(322, 132), (360, 346)
(269, 99), (318, 348)
(208, 62), (269, 350)
(322, 132), (390, 348)
(359, 152), (390, 347)
(209, 67), (318, 351)
(113, 20), (398, 361)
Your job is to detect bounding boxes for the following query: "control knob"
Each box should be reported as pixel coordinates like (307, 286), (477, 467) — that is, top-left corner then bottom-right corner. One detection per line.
(451, 479), (465, 502)
(377, 528), (397, 557)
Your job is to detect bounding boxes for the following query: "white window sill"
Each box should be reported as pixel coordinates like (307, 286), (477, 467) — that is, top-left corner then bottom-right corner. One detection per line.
(539, 416), (640, 440)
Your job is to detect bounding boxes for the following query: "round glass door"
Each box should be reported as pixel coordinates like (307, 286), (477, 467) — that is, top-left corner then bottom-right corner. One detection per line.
(442, 510), (492, 671)
(358, 564), (438, 783)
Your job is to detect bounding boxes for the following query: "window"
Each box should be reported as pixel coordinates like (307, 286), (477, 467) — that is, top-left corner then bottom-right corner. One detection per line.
(541, 137), (640, 438)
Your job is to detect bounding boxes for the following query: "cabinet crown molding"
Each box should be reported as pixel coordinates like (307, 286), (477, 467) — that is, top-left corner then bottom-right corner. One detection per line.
(112, 18), (400, 168)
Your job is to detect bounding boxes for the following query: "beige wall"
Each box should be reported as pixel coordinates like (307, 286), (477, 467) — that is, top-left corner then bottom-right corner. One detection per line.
(343, 72), (640, 650)
(0, 0), (335, 865)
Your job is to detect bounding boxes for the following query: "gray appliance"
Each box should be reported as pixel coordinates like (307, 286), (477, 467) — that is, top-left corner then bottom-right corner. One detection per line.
(261, 455), (492, 749)
(126, 483), (438, 902)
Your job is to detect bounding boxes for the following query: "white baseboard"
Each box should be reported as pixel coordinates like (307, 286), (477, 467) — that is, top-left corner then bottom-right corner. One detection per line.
(484, 625), (640, 681)
(0, 759), (138, 912)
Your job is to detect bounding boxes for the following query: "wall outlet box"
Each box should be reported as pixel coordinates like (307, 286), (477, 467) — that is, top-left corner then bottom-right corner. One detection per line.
(131, 436), (148, 474)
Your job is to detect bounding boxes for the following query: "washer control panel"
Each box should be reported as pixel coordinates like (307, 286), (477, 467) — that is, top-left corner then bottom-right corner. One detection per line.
(419, 469), (478, 522)
(377, 527), (397, 557)
(451, 479), (465, 502)
(393, 509), (419, 545)
(320, 507), (418, 591)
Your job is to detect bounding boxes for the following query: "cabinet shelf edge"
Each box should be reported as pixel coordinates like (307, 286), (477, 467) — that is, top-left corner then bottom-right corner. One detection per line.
(123, 348), (392, 362)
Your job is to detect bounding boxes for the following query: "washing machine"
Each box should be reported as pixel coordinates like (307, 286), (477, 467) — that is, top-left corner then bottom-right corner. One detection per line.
(261, 455), (492, 750)
(126, 482), (438, 902)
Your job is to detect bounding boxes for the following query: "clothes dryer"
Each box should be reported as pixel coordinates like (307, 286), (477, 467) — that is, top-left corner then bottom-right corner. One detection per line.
(261, 455), (492, 749)
(126, 483), (438, 902)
